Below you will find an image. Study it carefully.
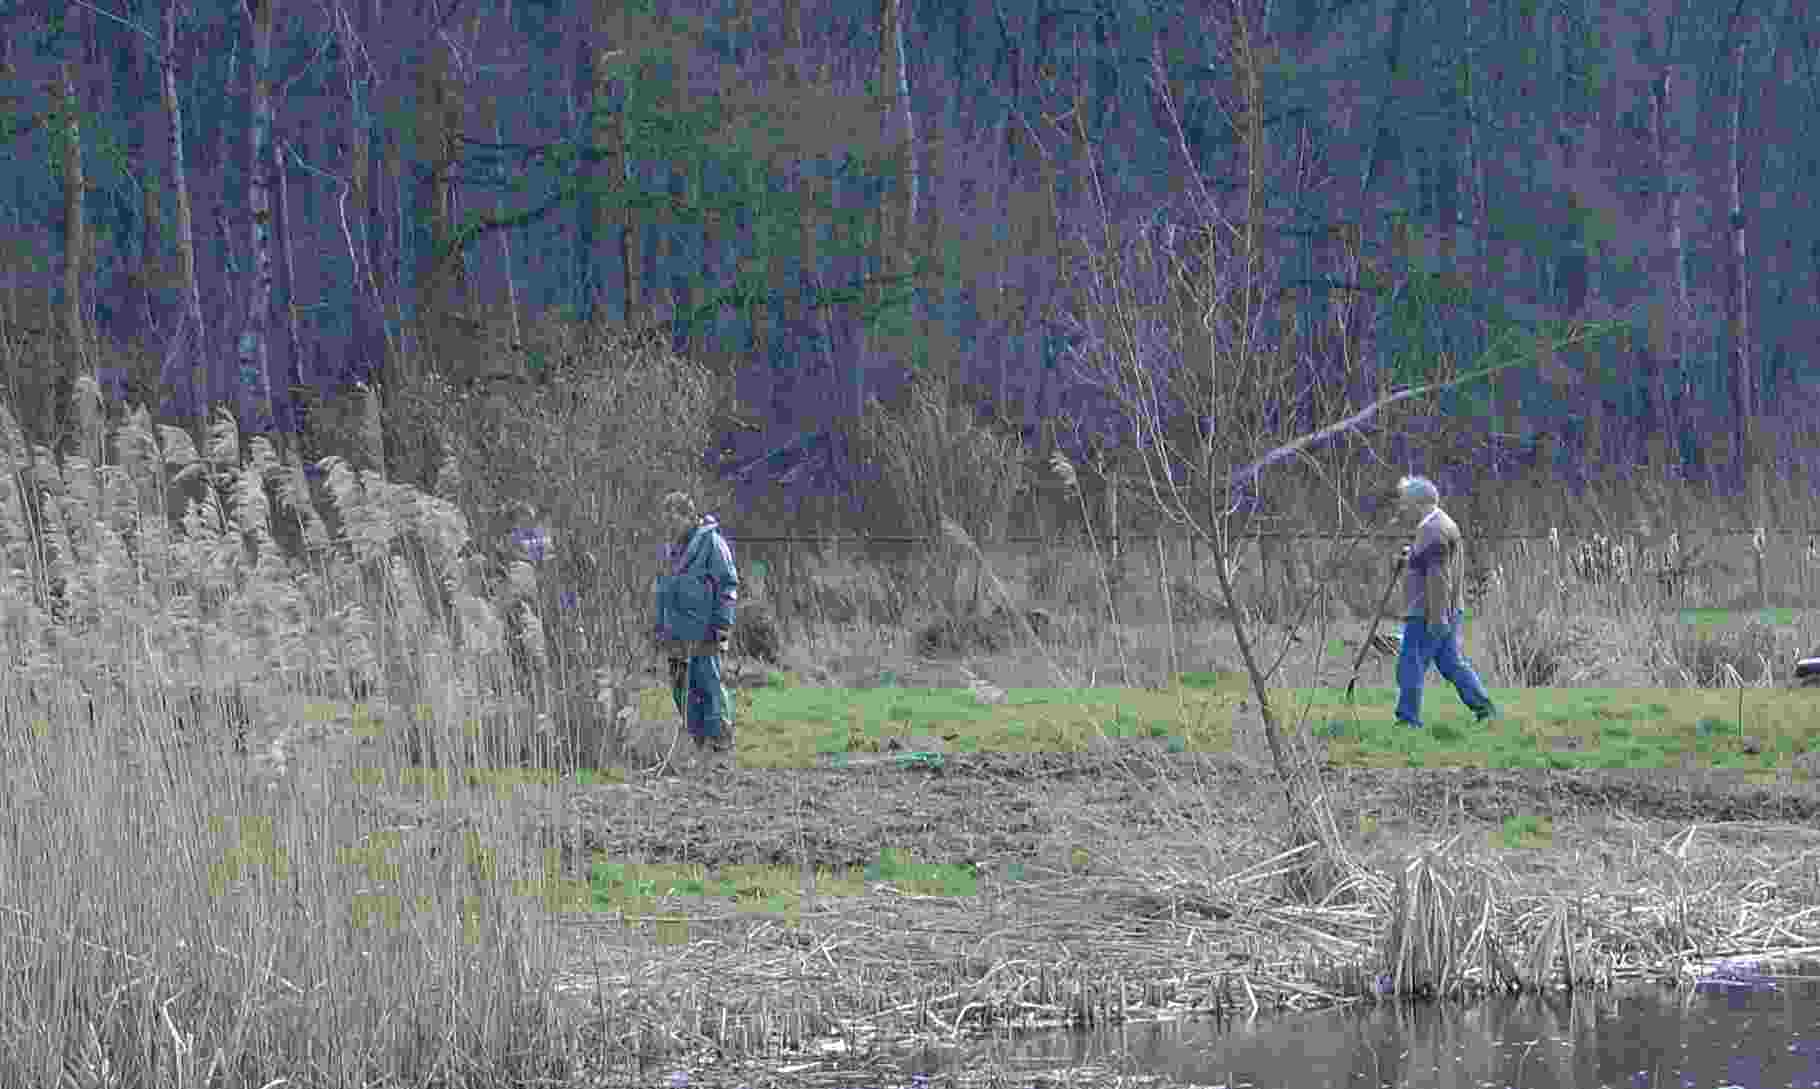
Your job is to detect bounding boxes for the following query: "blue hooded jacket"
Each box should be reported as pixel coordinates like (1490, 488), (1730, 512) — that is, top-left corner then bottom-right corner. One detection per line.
(654, 513), (739, 644)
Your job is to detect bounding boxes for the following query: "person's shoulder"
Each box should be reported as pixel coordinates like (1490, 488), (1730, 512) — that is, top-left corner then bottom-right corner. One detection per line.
(703, 518), (736, 554)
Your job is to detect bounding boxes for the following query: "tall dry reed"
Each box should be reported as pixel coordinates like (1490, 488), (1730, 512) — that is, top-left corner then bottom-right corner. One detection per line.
(0, 395), (604, 1087)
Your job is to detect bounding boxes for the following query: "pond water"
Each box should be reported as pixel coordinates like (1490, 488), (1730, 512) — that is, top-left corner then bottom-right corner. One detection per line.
(897, 960), (1820, 1088)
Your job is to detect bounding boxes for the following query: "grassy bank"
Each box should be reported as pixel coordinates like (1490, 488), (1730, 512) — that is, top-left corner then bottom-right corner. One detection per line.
(622, 661), (1820, 776)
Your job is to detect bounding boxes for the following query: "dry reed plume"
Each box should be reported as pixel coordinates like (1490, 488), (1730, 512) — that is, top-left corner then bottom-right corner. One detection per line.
(0, 393), (602, 1087)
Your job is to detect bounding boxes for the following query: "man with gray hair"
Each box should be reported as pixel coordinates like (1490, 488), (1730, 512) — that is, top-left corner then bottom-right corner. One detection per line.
(1393, 475), (1498, 728)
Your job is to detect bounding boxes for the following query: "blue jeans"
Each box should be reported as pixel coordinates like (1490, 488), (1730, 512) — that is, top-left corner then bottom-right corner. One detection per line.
(1395, 611), (1495, 727)
(669, 655), (730, 741)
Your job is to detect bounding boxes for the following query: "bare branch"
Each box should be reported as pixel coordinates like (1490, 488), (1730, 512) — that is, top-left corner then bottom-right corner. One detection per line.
(277, 23), (337, 100)
(68, 0), (161, 54)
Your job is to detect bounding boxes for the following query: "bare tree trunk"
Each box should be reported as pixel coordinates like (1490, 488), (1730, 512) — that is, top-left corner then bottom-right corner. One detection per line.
(991, 119), (1019, 412)
(457, 20), (483, 345)
(276, 137), (305, 430)
(414, 25), (467, 382)
(1461, 2), (1485, 247)
(160, 0), (207, 422)
(136, 172), (160, 350)
(892, 0), (918, 233)
(893, 0), (937, 412)
(1651, 47), (1690, 472)
(662, 40), (690, 347)
(494, 116), (522, 352)
(239, 0), (278, 435)
(1104, 464), (1120, 565)
(59, 62), (86, 376)
(331, 0), (394, 378)
(1198, 7), (1350, 903)
(624, 8), (688, 341)
(871, 0), (917, 375)
(1725, 23), (1757, 505)
(366, 0), (407, 383)
(773, 0), (839, 409)
(572, 31), (601, 330)
(605, 9), (642, 332)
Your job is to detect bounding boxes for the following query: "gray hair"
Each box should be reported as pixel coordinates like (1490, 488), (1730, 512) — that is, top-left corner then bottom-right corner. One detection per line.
(1397, 475), (1439, 506)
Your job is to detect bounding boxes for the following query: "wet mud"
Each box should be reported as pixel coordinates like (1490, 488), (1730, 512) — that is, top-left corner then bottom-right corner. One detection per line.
(564, 749), (1820, 878)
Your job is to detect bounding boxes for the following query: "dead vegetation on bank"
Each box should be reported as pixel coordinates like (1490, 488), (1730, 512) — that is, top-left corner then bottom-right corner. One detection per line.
(522, 750), (1820, 1085)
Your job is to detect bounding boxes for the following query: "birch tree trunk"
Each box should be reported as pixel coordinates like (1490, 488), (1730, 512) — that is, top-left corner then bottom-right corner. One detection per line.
(238, 0), (278, 435)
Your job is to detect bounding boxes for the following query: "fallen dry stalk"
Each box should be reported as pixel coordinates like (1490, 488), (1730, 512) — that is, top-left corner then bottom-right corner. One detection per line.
(553, 804), (1820, 1070)
(539, 811), (1820, 1067)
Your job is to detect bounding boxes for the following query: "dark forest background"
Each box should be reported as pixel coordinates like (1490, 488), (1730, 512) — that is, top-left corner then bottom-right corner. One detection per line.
(3, 0), (1819, 542)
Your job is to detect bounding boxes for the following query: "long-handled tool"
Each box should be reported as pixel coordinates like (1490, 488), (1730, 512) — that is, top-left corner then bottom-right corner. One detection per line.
(1345, 551), (1405, 703)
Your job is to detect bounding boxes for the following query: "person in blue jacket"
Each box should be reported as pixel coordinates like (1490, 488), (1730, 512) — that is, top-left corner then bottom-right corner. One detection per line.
(654, 490), (739, 761)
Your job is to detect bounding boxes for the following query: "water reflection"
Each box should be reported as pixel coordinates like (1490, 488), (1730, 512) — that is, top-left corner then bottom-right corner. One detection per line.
(909, 961), (1820, 1088)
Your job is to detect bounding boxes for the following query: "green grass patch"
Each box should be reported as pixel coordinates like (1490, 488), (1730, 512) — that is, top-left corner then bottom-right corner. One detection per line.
(1676, 606), (1795, 628)
(1493, 813), (1554, 849)
(1261, 683), (1820, 771)
(588, 848), (977, 922)
(720, 680), (1241, 768)
(631, 667), (1820, 773)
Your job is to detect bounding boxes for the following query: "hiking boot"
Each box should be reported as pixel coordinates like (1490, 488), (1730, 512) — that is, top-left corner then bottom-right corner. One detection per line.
(1475, 706), (1500, 723)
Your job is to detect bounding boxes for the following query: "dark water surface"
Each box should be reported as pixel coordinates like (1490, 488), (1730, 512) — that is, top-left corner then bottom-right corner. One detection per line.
(900, 960), (1820, 1088)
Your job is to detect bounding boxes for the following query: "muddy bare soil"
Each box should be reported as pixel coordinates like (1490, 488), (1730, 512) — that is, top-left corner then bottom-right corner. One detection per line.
(562, 748), (1820, 880)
